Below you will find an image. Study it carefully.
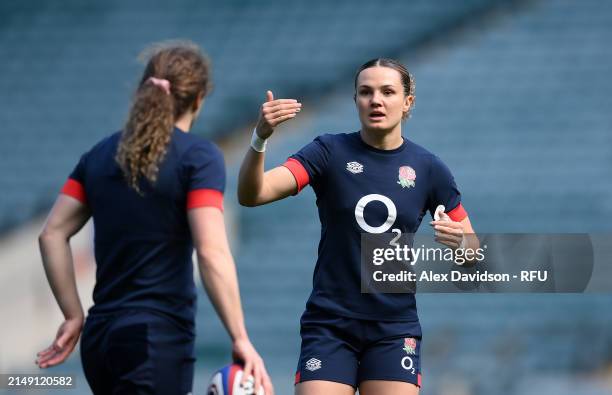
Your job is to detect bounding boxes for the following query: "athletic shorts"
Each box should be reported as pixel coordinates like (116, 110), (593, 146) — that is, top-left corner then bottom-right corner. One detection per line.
(80, 310), (195, 395)
(295, 308), (422, 388)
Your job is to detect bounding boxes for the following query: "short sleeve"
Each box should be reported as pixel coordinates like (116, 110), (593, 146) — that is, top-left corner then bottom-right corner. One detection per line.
(427, 155), (467, 222)
(60, 153), (88, 205)
(184, 142), (226, 211)
(282, 134), (331, 194)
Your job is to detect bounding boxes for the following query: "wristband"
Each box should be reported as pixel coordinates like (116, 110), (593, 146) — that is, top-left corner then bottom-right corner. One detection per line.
(250, 128), (268, 152)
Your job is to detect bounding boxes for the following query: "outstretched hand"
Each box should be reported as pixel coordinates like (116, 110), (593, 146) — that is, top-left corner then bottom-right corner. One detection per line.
(36, 317), (83, 369)
(255, 90), (301, 140)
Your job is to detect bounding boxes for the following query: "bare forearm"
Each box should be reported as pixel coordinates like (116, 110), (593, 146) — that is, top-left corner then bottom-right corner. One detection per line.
(463, 233), (480, 251)
(198, 251), (248, 342)
(38, 233), (84, 320)
(237, 148), (266, 206)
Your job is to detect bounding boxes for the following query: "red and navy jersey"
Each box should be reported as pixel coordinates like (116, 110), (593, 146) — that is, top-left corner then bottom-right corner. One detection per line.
(283, 132), (467, 321)
(61, 128), (225, 331)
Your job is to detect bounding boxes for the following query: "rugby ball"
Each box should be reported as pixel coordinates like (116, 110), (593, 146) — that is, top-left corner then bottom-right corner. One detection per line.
(206, 363), (264, 395)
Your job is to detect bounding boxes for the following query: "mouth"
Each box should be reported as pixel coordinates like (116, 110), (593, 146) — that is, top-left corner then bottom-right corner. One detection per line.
(368, 111), (385, 121)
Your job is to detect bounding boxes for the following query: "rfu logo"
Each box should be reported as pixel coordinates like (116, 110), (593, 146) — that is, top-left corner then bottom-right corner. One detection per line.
(346, 161), (363, 174)
(305, 358), (322, 371)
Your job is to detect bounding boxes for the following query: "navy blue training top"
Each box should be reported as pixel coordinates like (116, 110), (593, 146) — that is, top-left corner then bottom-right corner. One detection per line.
(282, 132), (467, 322)
(61, 127), (225, 332)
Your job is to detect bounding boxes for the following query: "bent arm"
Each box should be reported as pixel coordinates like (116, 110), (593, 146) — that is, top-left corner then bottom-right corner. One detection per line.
(39, 195), (91, 321)
(459, 215), (479, 250)
(188, 207), (249, 341)
(237, 148), (298, 206)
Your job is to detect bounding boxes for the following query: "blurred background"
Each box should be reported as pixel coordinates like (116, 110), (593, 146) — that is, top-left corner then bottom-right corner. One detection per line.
(1, 0), (611, 394)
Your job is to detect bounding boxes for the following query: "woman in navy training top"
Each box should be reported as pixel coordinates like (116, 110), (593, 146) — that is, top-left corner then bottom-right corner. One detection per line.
(238, 59), (478, 395)
(36, 42), (273, 395)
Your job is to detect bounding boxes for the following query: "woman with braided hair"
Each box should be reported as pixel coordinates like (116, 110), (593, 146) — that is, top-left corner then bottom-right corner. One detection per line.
(36, 42), (273, 395)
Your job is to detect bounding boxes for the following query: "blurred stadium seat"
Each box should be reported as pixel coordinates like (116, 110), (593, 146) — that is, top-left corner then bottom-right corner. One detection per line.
(0, 0), (494, 232)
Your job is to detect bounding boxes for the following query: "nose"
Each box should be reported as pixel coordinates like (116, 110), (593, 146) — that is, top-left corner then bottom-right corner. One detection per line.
(370, 91), (382, 107)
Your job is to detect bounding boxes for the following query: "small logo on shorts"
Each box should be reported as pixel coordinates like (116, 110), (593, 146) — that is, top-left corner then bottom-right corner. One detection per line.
(346, 161), (364, 174)
(403, 337), (417, 355)
(305, 358), (322, 371)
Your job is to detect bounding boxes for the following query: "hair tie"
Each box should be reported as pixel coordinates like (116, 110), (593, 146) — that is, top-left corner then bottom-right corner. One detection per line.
(148, 77), (171, 95)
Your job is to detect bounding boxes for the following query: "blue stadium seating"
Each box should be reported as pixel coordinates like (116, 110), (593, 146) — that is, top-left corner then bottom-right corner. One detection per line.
(193, 1), (612, 393)
(1, 1), (611, 394)
(0, 0), (495, 232)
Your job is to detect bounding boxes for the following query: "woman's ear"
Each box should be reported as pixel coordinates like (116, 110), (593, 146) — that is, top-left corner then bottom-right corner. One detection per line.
(403, 95), (414, 113)
(402, 95), (414, 120)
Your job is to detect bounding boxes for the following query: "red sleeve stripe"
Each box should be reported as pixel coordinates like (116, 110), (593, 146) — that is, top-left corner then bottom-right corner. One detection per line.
(417, 373), (422, 387)
(61, 178), (87, 204)
(448, 203), (467, 222)
(187, 189), (224, 211)
(282, 158), (310, 194)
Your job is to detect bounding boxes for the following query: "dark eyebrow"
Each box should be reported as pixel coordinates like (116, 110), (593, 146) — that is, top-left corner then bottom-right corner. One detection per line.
(357, 84), (397, 89)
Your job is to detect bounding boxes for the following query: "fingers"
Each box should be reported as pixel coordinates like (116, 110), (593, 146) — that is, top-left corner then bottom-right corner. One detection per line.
(430, 220), (462, 228)
(257, 96), (301, 138)
(438, 212), (451, 221)
(432, 221), (463, 248)
(36, 340), (62, 366)
(273, 113), (297, 125)
(262, 102), (302, 115)
(36, 348), (61, 368)
(267, 108), (300, 119)
(264, 109), (300, 126)
(262, 106), (301, 128)
(36, 334), (77, 368)
(435, 234), (461, 248)
(41, 347), (72, 368)
(261, 364), (274, 395)
(433, 225), (463, 235)
(241, 359), (253, 387)
(432, 220), (463, 236)
(434, 228), (462, 241)
(37, 344), (55, 358)
(252, 362), (262, 395)
(262, 99), (299, 107)
(36, 346), (55, 367)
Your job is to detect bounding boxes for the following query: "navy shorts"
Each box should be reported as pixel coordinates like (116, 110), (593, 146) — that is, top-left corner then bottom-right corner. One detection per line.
(80, 310), (195, 395)
(295, 308), (422, 388)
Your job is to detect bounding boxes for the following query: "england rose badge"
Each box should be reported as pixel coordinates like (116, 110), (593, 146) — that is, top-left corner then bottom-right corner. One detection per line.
(397, 166), (416, 188)
(403, 337), (417, 355)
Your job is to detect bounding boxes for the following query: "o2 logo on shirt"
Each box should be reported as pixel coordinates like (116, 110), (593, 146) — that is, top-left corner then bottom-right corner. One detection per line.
(354, 194), (397, 234)
(355, 194), (402, 246)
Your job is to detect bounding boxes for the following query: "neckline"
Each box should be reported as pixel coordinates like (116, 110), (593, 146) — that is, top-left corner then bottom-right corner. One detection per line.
(354, 131), (408, 154)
